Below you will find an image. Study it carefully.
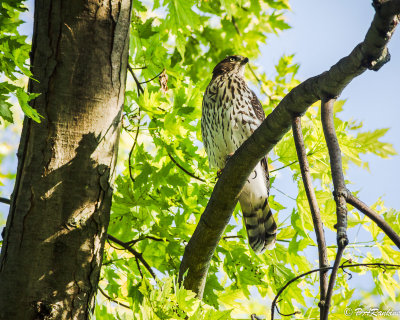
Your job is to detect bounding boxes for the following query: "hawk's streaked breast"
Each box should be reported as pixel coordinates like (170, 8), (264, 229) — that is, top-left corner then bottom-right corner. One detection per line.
(201, 71), (261, 169)
(200, 55), (277, 254)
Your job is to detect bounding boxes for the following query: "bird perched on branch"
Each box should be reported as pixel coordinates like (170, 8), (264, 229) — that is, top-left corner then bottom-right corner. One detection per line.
(201, 55), (277, 254)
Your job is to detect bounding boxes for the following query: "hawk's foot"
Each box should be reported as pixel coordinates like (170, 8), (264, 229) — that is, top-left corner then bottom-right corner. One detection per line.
(225, 152), (234, 163)
(215, 153), (235, 180)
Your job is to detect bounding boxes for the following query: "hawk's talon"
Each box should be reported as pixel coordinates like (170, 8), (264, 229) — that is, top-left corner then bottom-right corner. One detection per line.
(216, 169), (223, 180)
(225, 152), (234, 163)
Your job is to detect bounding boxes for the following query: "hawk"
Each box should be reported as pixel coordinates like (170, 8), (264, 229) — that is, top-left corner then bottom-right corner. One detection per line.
(201, 55), (277, 254)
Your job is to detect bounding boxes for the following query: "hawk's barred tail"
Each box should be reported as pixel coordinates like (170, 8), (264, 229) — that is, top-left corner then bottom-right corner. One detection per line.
(238, 161), (276, 254)
(242, 203), (277, 254)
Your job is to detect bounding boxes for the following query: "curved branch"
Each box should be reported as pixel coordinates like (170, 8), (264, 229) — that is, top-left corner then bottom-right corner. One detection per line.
(269, 160), (298, 173)
(270, 262), (400, 320)
(179, 0), (400, 299)
(98, 286), (130, 309)
(346, 193), (400, 249)
(292, 116), (329, 314)
(128, 110), (140, 183)
(139, 69), (164, 84)
(167, 153), (205, 183)
(107, 234), (156, 279)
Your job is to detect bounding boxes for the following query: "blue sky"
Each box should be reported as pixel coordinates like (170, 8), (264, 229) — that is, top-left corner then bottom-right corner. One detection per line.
(257, 0), (400, 304)
(262, 0), (400, 211)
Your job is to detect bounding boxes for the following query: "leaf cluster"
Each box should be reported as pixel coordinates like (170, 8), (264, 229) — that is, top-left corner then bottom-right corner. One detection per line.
(0, 1), (40, 123)
(97, 0), (400, 318)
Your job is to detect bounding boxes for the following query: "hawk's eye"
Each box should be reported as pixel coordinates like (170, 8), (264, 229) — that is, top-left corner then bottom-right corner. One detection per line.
(229, 57), (235, 62)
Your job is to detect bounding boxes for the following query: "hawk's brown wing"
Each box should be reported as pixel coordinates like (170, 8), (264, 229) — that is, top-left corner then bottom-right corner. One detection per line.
(250, 89), (266, 122)
(250, 90), (270, 193)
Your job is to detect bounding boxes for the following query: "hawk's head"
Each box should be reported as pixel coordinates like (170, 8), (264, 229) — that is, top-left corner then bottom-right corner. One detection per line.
(212, 55), (249, 80)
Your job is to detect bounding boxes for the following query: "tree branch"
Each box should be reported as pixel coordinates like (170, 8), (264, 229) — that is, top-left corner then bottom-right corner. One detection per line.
(269, 160), (298, 173)
(179, 0), (400, 298)
(125, 235), (167, 246)
(128, 109), (140, 183)
(270, 262), (400, 320)
(320, 97), (349, 319)
(139, 69), (164, 84)
(292, 116), (329, 316)
(107, 234), (156, 279)
(167, 153), (205, 183)
(0, 197), (10, 205)
(98, 286), (131, 310)
(321, 98), (349, 248)
(346, 193), (400, 249)
(128, 64), (144, 95)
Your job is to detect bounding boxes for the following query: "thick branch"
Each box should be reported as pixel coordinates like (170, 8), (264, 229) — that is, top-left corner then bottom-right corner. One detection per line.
(346, 194), (400, 249)
(320, 97), (349, 319)
(0, 197), (10, 205)
(321, 98), (349, 248)
(179, 0), (400, 298)
(292, 117), (329, 315)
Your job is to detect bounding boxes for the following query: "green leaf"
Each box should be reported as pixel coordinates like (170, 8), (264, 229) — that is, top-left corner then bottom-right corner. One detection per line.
(0, 100), (13, 123)
(15, 89), (42, 122)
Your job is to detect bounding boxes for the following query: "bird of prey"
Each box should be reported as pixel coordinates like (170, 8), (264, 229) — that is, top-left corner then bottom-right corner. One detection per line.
(201, 55), (277, 254)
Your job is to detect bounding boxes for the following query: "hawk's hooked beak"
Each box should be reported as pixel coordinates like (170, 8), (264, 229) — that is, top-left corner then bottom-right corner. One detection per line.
(241, 57), (249, 65)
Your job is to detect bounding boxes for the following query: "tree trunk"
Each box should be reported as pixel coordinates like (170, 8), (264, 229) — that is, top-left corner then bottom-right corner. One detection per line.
(0, 1), (131, 319)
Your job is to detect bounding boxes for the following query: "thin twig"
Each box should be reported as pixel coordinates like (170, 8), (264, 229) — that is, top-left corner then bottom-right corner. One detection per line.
(323, 246), (344, 320)
(269, 160), (298, 173)
(128, 109), (140, 183)
(167, 153), (205, 183)
(107, 234), (156, 279)
(271, 185), (296, 201)
(131, 66), (147, 70)
(275, 302), (301, 317)
(135, 257), (143, 279)
(128, 64), (144, 95)
(292, 116), (329, 315)
(270, 262), (400, 320)
(125, 235), (166, 246)
(139, 69), (164, 84)
(98, 286), (131, 309)
(346, 193), (400, 249)
(126, 64), (143, 183)
(222, 235), (243, 240)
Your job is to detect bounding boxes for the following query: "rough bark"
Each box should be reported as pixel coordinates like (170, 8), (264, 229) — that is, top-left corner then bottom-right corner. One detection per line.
(0, 1), (132, 319)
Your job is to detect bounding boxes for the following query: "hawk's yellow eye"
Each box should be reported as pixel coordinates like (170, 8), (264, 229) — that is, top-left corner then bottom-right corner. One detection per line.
(230, 57), (235, 62)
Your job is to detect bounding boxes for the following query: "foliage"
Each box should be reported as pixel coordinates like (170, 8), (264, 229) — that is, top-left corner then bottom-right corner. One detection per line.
(0, 0), (399, 319)
(0, 0), (40, 123)
(97, 0), (400, 319)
